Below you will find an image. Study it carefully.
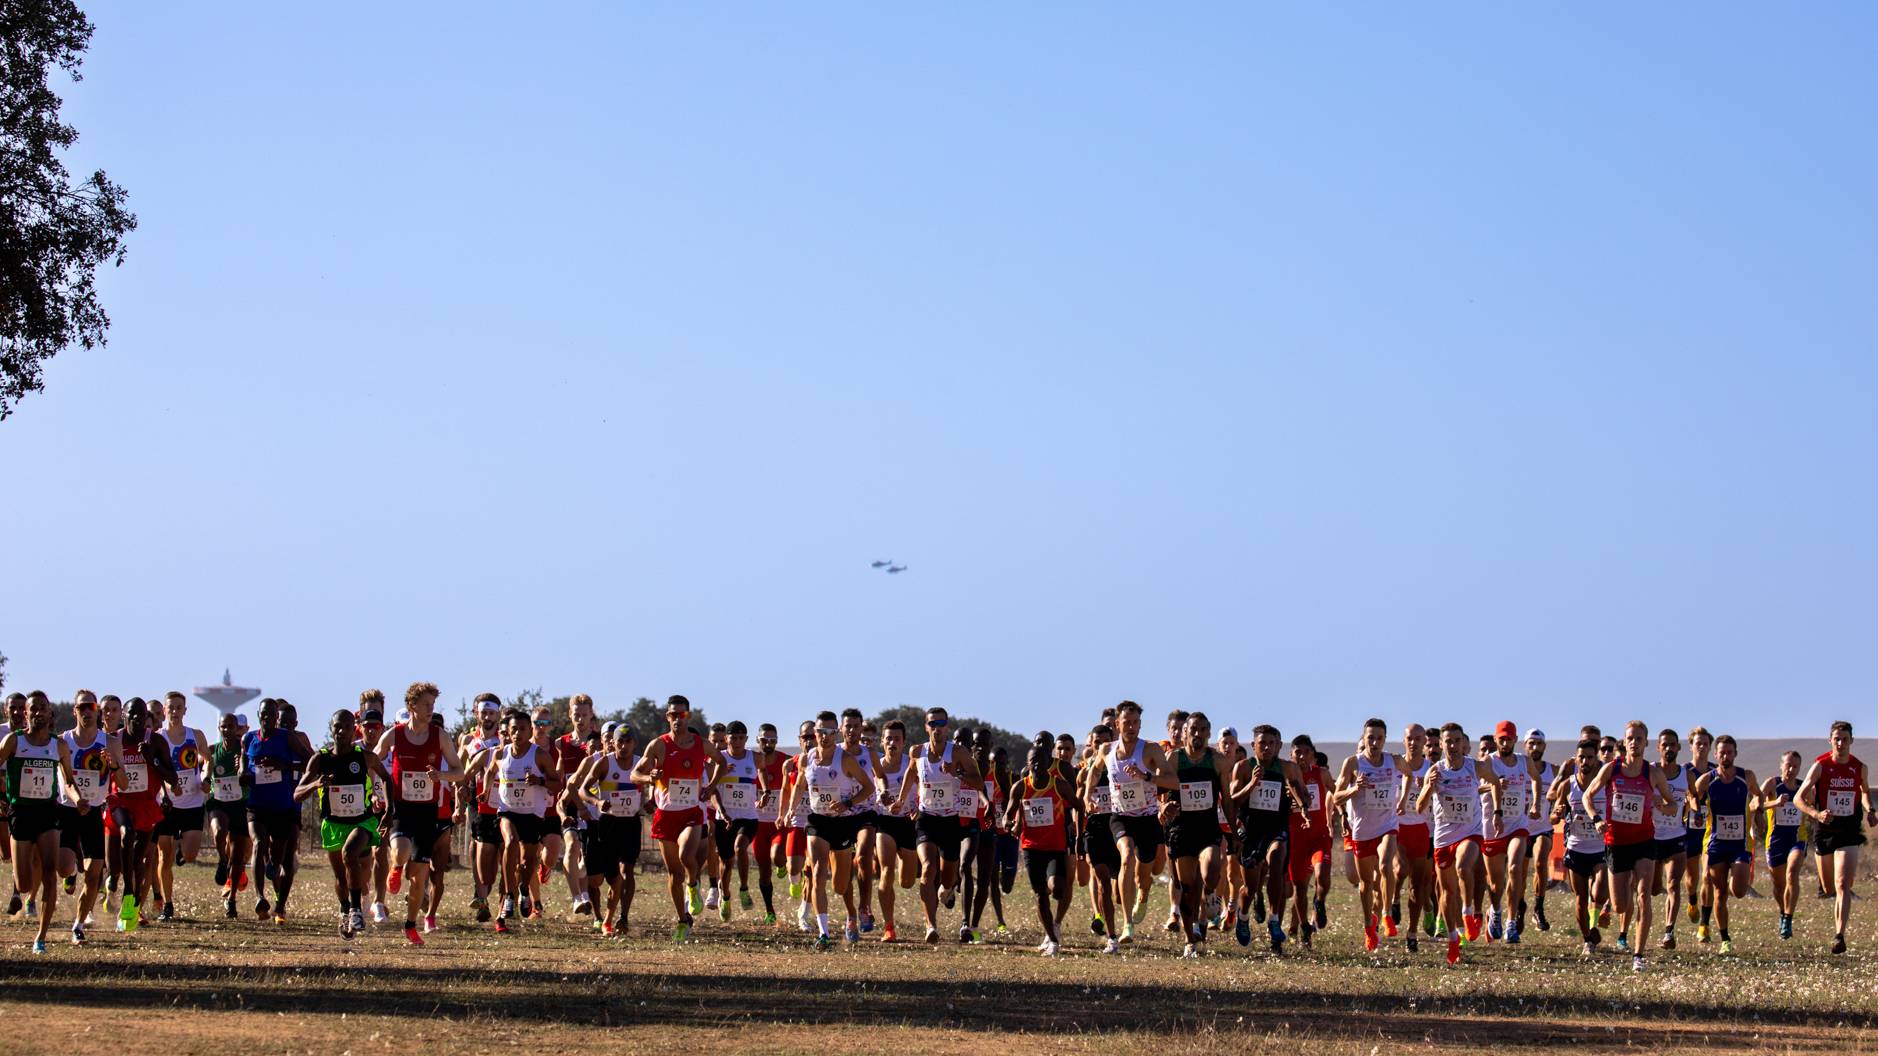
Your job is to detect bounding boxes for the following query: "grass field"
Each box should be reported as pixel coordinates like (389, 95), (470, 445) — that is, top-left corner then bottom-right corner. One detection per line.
(2, 857), (1876, 1055)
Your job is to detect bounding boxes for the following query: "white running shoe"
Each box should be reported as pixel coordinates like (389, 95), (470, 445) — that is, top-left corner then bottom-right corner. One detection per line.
(704, 886), (721, 911)
(1102, 938), (1121, 954)
(370, 902), (389, 924)
(1041, 941), (1060, 956)
(1182, 943), (1199, 959)
(796, 898), (813, 932)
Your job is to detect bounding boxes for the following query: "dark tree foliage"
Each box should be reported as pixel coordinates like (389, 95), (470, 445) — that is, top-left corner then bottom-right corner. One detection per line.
(1, 0), (136, 419)
(870, 704), (1032, 761)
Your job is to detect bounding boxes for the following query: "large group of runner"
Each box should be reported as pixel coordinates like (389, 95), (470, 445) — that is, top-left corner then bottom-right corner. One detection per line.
(1, 686), (1870, 971)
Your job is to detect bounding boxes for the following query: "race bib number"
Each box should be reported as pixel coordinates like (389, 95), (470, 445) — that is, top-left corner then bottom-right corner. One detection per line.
(920, 780), (953, 812)
(756, 789), (781, 822)
(1501, 785), (1526, 818)
(1609, 791), (1645, 825)
(400, 771), (435, 801)
(1023, 796), (1054, 828)
(957, 788), (982, 816)
(1439, 793), (1478, 824)
(1568, 810), (1599, 840)
(330, 784), (366, 818)
(253, 764), (282, 786)
(1828, 790), (1856, 817)
(1250, 779), (1283, 813)
(606, 788), (641, 816)
(1307, 783), (1322, 814)
(1178, 781), (1214, 812)
(1714, 814), (1745, 841)
(174, 769), (201, 798)
(18, 760), (54, 800)
(1113, 781), (1148, 814)
(121, 761), (150, 793)
(1773, 801), (1803, 828)
(812, 787), (839, 815)
(212, 775), (242, 802)
(662, 778), (699, 810)
(71, 769), (101, 802)
(720, 782), (754, 812)
(1087, 786), (1113, 814)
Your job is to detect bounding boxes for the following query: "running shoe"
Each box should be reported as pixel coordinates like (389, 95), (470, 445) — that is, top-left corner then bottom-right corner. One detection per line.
(120, 893), (139, 924)
(740, 888), (754, 910)
(602, 921), (616, 937)
(1181, 942), (1198, 959)
(1041, 940), (1060, 956)
(403, 924), (423, 945)
(796, 898), (812, 931)
(58, 875), (71, 896)
(254, 896), (269, 920)
(1422, 907), (1437, 936)
(1130, 893), (1150, 925)
(1831, 934), (1847, 954)
(1534, 901), (1550, 931)
(1205, 894), (1223, 929)
(31, 938), (46, 955)
(925, 927), (940, 945)
(845, 922), (860, 945)
(1582, 940), (1596, 957)
(1236, 915), (1252, 947)
(339, 913), (354, 939)
(860, 910), (874, 933)
(1632, 954), (1646, 972)
(788, 879), (804, 900)
(423, 913), (437, 934)
(7, 892), (23, 916)
(1363, 919), (1379, 952)
(1486, 909), (1502, 941)
(995, 922), (1009, 937)
(501, 896), (516, 919)
(813, 931), (832, 951)
(235, 869), (249, 892)
(1464, 913), (1481, 943)
(674, 921), (691, 943)
(687, 885), (703, 916)
(273, 911), (286, 926)
(158, 903), (174, 923)
(882, 924), (896, 942)
(472, 898), (491, 924)
(1617, 930), (1630, 951)
(215, 861), (229, 887)
(1267, 917), (1285, 953)
(1405, 934), (1418, 954)
(371, 901), (389, 924)
(1661, 929), (1676, 949)
(1383, 914), (1399, 938)
(494, 918), (511, 934)
(520, 894), (534, 919)
(1779, 914), (1793, 940)
(388, 866), (402, 895)
(223, 895), (236, 919)
(1253, 891), (1267, 924)
(1388, 901), (1401, 929)
(1506, 922), (1521, 945)
(25, 898), (37, 918)
(350, 908), (365, 935)
(1102, 937), (1121, 954)
(703, 885), (720, 910)
(718, 898), (731, 923)
(1697, 923), (1710, 944)
(1090, 914), (1105, 936)
(763, 911), (777, 925)
(1719, 939), (1733, 955)
(70, 923), (85, 945)
(1686, 899), (1699, 925)
(1313, 897), (1327, 931)
(538, 860), (551, 884)
(1120, 921), (1135, 944)
(958, 925), (975, 944)
(1446, 934), (1462, 965)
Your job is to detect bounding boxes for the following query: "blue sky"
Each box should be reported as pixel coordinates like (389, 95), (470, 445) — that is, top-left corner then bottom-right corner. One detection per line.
(4, 4), (1874, 742)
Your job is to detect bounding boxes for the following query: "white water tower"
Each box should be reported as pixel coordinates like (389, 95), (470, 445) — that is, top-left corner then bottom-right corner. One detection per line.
(192, 668), (261, 716)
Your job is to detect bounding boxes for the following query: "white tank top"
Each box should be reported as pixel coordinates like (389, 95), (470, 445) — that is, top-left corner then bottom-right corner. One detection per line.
(851, 745), (880, 811)
(1563, 778), (1605, 853)
(1431, 759), (1484, 848)
(1653, 762), (1688, 839)
(1397, 757), (1431, 826)
(716, 749), (761, 820)
(878, 754), (913, 818)
(62, 730), (108, 808)
(786, 760), (810, 827)
(1527, 760), (1557, 835)
(1490, 753), (1531, 833)
(162, 727), (207, 809)
(807, 748), (848, 817)
(1108, 739), (1157, 818)
(496, 743), (547, 816)
(596, 754), (642, 817)
(915, 742), (959, 818)
(1349, 753), (1400, 842)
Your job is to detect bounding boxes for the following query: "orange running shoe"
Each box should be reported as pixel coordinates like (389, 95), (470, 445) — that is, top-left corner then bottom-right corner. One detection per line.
(1364, 919), (1379, 952)
(1446, 934), (1462, 965)
(1464, 914), (1482, 942)
(882, 925), (897, 942)
(404, 926), (424, 946)
(388, 866), (403, 895)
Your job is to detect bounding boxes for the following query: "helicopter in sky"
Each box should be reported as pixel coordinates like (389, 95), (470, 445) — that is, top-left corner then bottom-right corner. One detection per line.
(870, 560), (892, 568)
(886, 564), (907, 574)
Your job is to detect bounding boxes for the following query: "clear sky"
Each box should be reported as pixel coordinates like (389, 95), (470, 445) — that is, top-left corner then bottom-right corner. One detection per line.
(4, 4), (1874, 743)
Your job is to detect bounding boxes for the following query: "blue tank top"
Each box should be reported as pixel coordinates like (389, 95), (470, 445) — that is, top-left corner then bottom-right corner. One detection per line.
(1704, 771), (1751, 852)
(244, 729), (302, 810)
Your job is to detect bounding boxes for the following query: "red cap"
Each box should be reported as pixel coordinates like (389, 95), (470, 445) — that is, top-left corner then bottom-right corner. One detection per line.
(1494, 720), (1518, 739)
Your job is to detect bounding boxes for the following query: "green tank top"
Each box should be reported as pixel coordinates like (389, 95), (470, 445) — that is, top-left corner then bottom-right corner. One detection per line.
(1172, 748), (1221, 817)
(315, 745), (372, 822)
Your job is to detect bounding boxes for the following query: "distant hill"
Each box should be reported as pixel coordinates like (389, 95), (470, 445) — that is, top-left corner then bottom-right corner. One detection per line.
(1308, 738), (1827, 784)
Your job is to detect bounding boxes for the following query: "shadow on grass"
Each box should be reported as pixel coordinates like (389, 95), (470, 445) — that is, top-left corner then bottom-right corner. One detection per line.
(0, 959), (1857, 1046)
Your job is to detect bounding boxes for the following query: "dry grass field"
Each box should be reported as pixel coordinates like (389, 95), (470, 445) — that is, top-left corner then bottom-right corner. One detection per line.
(2, 857), (1876, 1055)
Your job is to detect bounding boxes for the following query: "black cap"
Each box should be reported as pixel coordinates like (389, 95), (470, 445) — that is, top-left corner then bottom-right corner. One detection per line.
(361, 709), (384, 724)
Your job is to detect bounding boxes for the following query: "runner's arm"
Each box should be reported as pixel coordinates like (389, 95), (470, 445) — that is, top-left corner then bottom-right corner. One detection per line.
(1330, 756), (1361, 806)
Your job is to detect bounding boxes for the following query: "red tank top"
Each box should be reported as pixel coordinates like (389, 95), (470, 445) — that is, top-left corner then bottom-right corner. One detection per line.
(1815, 752), (1865, 832)
(656, 733), (707, 812)
(113, 737), (160, 802)
(389, 723), (442, 803)
(554, 732), (590, 775)
(1604, 763), (1655, 846)
(1015, 775), (1070, 852)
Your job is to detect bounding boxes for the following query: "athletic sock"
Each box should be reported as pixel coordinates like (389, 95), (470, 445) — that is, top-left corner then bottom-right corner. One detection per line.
(1700, 905), (1712, 926)
(816, 912), (829, 936)
(1720, 928), (1730, 941)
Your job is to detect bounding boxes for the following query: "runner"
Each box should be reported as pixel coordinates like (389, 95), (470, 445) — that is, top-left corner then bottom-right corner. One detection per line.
(961, 728), (1010, 941)
(243, 698), (307, 925)
(630, 695), (726, 942)
(110, 697), (181, 932)
(1088, 701), (1175, 942)
(1690, 735), (1758, 955)
(871, 718), (919, 941)
(367, 684), (467, 943)
(710, 719), (765, 923)
(891, 705), (981, 944)
(571, 722), (645, 936)
(457, 694), (505, 922)
(1548, 736), (1608, 955)
(0, 693), (19, 910)
(1164, 712), (1232, 957)
(1795, 720), (1873, 954)
(552, 694), (599, 920)
(1078, 724), (1123, 953)
(1, 692), (79, 952)
(486, 706), (563, 933)
(1761, 750), (1808, 939)
(1648, 727), (1691, 950)
(1005, 740), (1075, 956)
(781, 720), (815, 929)
(701, 722), (729, 915)
(1480, 720), (1542, 944)
(1051, 731), (1086, 933)
(350, 700), (391, 923)
(1287, 735), (1334, 947)
(1520, 729), (1556, 935)
(784, 710), (876, 949)
(57, 690), (114, 943)
(150, 691), (208, 922)
(1683, 726), (1716, 928)
(1391, 722), (1434, 952)
(293, 709), (392, 939)
(751, 722), (786, 925)
(1228, 724), (1309, 953)
(1332, 718), (1401, 953)
(525, 704), (561, 919)
(97, 694), (125, 915)
(836, 708), (882, 935)
(1414, 722), (1499, 965)
(204, 712), (249, 918)
(1582, 719), (1678, 971)
(422, 713), (458, 934)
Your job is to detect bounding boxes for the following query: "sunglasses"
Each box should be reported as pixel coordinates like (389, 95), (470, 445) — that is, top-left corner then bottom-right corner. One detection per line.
(926, 718), (948, 728)
(816, 727), (839, 736)
(533, 718), (552, 727)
